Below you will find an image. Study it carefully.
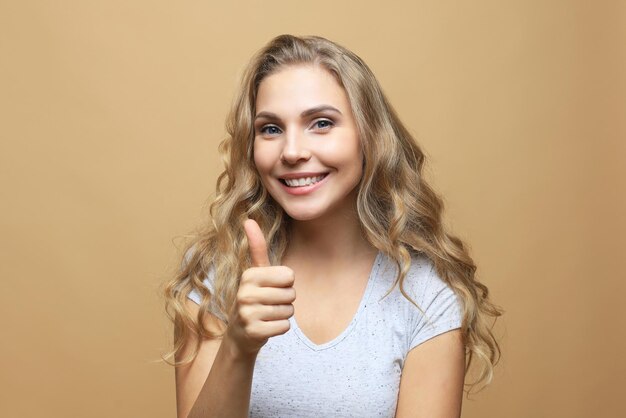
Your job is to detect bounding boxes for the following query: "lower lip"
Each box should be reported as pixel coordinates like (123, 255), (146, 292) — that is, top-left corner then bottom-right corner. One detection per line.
(278, 174), (329, 195)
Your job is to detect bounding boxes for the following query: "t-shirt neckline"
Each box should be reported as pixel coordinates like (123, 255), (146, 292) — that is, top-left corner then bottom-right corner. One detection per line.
(288, 250), (384, 351)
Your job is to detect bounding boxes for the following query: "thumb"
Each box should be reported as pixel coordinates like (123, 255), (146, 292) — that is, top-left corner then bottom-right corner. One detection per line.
(243, 219), (271, 267)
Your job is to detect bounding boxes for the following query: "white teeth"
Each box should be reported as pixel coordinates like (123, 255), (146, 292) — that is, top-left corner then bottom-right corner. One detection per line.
(284, 175), (325, 187)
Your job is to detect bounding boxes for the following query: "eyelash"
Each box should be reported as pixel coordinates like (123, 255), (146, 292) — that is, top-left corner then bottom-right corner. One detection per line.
(259, 119), (334, 135)
(260, 125), (282, 135)
(313, 119), (334, 129)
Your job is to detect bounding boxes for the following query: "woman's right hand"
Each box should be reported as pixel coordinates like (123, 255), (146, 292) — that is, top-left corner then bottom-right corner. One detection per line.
(224, 219), (296, 358)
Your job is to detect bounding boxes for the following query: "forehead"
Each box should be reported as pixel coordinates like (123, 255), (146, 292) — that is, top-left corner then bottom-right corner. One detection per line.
(255, 65), (350, 115)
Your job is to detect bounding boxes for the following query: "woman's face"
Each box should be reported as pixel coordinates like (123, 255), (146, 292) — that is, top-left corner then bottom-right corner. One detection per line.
(253, 65), (363, 222)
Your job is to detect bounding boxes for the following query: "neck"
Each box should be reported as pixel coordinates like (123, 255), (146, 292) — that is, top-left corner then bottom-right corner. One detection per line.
(283, 198), (376, 266)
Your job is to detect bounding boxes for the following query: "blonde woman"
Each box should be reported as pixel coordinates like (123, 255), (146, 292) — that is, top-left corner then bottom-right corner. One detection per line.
(164, 34), (502, 418)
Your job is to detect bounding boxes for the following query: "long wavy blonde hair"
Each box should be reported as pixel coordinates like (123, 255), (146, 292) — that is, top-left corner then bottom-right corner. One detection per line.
(163, 34), (502, 394)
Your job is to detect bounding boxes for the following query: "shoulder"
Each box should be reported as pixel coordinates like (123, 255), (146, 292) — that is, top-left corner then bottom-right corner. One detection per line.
(376, 251), (463, 347)
(187, 264), (216, 303)
(405, 253), (463, 348)
(182, 247), (222, 314)
(409, 253), (458, 306)
(181, 245), (216, 295)
(383, 251), (454, 305)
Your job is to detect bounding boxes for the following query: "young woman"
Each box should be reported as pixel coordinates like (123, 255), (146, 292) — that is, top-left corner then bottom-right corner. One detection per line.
(164, 34), (502, 418)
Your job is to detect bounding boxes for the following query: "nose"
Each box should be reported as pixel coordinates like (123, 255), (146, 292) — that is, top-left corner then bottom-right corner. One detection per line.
(280, 129), (311, 164)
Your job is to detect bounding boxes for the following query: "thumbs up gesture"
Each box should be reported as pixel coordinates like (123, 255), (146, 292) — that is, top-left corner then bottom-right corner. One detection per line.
(225, 219), (296, 357)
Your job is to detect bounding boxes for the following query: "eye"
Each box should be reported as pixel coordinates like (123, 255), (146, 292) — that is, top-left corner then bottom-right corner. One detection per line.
(259, 124), (282, 136)
(312, 119), (334, 130)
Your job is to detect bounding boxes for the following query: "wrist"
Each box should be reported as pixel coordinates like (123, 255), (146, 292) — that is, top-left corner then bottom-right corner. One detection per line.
(222, 331), (260, 364)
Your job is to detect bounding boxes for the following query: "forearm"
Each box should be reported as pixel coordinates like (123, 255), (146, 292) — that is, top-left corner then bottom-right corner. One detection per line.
(187, 337), (257, 418)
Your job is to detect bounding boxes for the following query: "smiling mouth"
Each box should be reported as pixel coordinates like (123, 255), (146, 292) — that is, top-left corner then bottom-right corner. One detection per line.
(279, 174), (328, 187)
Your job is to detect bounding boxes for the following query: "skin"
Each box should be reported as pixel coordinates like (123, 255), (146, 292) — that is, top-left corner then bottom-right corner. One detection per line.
(253, 65), (364, 226)
(253, 65), (378, 344)
(175, 64), (465, 417)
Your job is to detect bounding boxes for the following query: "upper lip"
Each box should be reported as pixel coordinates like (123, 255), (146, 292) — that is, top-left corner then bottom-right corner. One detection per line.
(277, 172), (329, 180)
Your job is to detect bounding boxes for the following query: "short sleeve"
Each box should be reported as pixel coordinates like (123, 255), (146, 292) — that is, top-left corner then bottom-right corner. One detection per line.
(408, 265), (463, 350)
(182, 248), (227, 321)
(186, 262), (216, 304)
(181, 246), (212, 305)
(187, 275), (214, 305)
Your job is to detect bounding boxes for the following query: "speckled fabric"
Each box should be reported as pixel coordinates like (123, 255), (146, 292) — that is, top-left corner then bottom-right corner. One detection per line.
(188, 251), (463, 417)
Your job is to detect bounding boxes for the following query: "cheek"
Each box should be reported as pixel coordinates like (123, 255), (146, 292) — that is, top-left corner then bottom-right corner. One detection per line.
(329, 136), (362, 170)
(348, 142), (365, 180)
(253, 142), (273, 174)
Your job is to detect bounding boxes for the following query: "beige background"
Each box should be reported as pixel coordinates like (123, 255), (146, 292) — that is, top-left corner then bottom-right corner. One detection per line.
(1, 1), (624, 417)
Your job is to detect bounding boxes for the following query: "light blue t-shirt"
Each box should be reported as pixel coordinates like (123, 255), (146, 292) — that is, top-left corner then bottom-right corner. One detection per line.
(188, 251), (463, 417)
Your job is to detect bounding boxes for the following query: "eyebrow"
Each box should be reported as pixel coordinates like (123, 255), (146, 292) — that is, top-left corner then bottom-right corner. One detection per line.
(254, 105), (343, 121)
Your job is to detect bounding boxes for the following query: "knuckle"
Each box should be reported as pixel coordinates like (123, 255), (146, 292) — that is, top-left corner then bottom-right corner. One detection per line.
(277, 319), (290, 334)
(279, 266), (295, 280)
(236, 289), (254, 305)
(246, 324), (265, 341)
(236, 291), (245, 304)
(241, 269), (252, 283)
(285, 274), (295, 287)
(238, 305), (253, 320)
(241, 268), (261, 285)
(243, 323), (256, 338)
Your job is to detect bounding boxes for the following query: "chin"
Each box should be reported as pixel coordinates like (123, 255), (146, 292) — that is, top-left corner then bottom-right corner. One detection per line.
(283, 205), (326, 222)
(285, 210), (321, 222)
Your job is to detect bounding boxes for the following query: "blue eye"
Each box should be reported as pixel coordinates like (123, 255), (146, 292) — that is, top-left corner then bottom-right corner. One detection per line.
(260, 125), (282, 136)
(313, 119), (334, 130)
